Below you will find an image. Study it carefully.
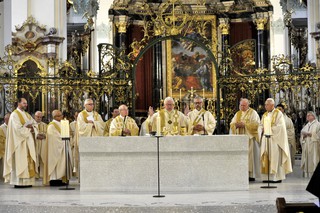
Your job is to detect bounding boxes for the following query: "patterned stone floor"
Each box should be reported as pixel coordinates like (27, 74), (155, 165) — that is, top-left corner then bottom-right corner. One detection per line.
(0, 162), (318, 213)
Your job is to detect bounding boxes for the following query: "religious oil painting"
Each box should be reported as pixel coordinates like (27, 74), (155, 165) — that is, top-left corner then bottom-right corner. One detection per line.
(166, 15), (217, 99)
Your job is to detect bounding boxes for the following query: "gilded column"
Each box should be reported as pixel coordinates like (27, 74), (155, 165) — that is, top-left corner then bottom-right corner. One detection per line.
(114, 15), (129, 48)
(252, 13), (269, 69)
(219, 18), (230, 76)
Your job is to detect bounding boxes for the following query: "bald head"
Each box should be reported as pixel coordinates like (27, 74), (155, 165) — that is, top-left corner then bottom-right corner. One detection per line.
(164, 97), (174, 111)
(119, 104), (129, 117)
(239, 98), (250, 111)
(52, 110), (63, 121)
(34, 111), (43, 123)
(265, 98), (275, 112)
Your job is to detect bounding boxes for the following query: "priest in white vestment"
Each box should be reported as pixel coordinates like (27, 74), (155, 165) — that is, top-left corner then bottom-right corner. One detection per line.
(187, 97), (216, 135)
(300, 111), (320, 177)
(3, 98), (38, 187)
(33, 111), (47, 178)
(0, 113), (10, 182)
(75, 99), (104, 177)
(259, 98), (292, 182)
(110, 105), (139, 136)
(77, 98), (105, 137)
(230, 98), (261, 181)
(150, 97), (188, 136)
(276, 104), (296, 166)
(45, 110), (73, 186)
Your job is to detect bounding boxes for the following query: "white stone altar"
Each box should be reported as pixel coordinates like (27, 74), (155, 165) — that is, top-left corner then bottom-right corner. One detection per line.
(79, 135), (249, 192)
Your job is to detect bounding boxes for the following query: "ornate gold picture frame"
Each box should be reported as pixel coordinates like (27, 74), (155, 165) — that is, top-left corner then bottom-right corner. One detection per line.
(166, 15), (217, 100)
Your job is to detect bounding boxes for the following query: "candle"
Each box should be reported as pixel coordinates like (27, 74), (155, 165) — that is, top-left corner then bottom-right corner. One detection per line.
(202, 88), (205, 99)
(264, 116), (272, 136)
(179, 89), (182, 100)
(61, 118), (70, 138)
(156, 114), (161, 136)
(191, 87), (193, 93)
(160, 88), (162, 100)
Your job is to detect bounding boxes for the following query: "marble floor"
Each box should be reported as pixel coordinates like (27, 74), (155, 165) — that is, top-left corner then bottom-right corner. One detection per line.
(0, 163), (318, 213)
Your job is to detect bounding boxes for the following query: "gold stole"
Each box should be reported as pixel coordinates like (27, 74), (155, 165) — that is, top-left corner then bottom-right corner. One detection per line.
(192, 109), (206, 126)
(81, 110), (98, 123)
(159, 110), (179, 129)
(261, 108), (280, 174)
(235, 108), (252, 134)
(14, 109), (36, 177)
(49, 122), (61, 132)
(14, 109), (32, 125)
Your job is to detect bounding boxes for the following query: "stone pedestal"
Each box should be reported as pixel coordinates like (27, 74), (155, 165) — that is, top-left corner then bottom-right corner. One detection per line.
(79, 135), (249, 192)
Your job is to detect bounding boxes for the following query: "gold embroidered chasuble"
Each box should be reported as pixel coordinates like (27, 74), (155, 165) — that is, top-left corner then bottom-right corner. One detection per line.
(109, 115), (139, 136)
(103, 118), (113, 136)
(230, 108), (260, 178)
(77, 110), (104, 137)
(151, 109), (187, 136)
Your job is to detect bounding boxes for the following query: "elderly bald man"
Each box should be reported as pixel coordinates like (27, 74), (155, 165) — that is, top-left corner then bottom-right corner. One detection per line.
(109, 104), (139, 136)
(45, 110), (73, 186)
(149, 97), (188, 136)
(230, 98), (261, 181)
(33, 111), (47, 178)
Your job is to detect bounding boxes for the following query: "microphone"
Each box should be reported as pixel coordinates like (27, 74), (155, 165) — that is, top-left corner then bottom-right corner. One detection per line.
(202, 114), (206, 135)
(121, 116), (127, 136)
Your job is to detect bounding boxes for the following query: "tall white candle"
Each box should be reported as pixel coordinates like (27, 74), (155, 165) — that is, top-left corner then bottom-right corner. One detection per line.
(179, 89), (182, 100)
(156, 114), (161, 136)
(191, 87), (193, 93)
(264, 116), (272, 136)
(61, 118), (70, 138)
(160, 88), (162, 100)
(202, 88), (205, 99)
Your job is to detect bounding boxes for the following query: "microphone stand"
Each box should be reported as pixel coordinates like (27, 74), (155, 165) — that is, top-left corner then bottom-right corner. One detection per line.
(261, 134), (277, 189)
(201, 114), (206, 135)
(121, 116), (127, 137)
(153, 134), (165, 198)
(60, 137), (75, 190)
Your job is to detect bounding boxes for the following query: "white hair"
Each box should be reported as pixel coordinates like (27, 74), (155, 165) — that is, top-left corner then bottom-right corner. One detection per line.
(164, 97), (174, 104)
(240, 98), (250, 105)
(194, 96), (203, 102)
(84, 98), (93, 106)
(118, 104), (128, 110)
(265, 98), (275, 105)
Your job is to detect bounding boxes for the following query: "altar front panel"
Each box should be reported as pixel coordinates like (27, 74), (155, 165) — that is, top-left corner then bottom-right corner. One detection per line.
(79, 135), (249, 192)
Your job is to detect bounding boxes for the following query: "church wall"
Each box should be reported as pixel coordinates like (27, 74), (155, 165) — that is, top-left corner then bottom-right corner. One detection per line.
(270, 0), (286, 56)
(2, 0), (12, 54)
(11, 0), (27, 32)
(0, 1), (4, 56)
(230, 22), (256, 46)
(307, 0), (320, 64)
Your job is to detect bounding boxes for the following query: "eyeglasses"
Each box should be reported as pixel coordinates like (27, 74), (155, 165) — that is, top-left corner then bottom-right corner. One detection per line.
(86, 103), (94, 106)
